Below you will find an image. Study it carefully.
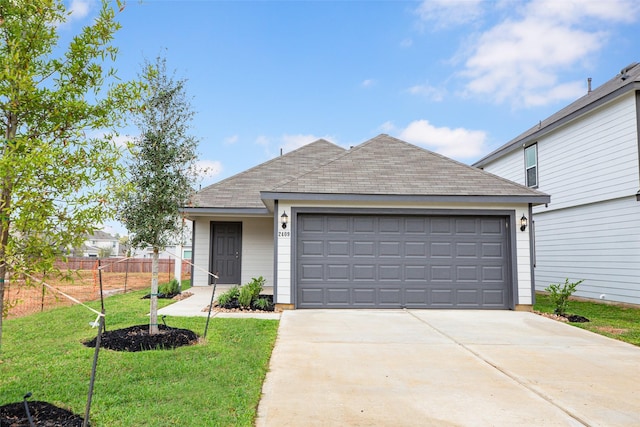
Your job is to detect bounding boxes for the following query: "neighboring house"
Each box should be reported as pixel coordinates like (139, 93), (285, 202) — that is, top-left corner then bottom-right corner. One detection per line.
(183, 134), (548, 310)
(82, 230), (122, 258)
(474, 62), (640, 306)
(139, 244), (193, 261)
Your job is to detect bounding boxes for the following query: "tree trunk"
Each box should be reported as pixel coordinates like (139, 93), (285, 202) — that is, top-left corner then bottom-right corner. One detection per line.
(149, 247), (159, 335)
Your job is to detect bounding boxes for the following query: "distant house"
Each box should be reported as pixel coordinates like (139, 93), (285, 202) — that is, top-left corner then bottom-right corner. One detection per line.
(474, 62), (640, 306)
(183, 134), (548, 310)
(82, 231), (123, 258)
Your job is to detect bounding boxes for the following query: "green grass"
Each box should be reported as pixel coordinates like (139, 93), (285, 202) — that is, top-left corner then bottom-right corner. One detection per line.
(0, 280), (279, 426)
(534, 293), (640, 347)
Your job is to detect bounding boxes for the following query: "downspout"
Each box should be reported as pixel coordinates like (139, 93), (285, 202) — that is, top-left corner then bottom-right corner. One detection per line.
(273, 200), (278, 304)
(528, 203), (536, 305)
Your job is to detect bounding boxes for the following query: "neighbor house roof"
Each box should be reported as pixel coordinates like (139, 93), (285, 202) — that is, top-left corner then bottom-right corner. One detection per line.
(474, 62), (640, 168)
(261, 134), (549, 204)
(186, 134), (548, 215)
(188, 139), (346, 212)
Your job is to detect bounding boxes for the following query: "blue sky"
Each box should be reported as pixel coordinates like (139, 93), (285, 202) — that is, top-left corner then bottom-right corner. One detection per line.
(63, 0), (640, 234)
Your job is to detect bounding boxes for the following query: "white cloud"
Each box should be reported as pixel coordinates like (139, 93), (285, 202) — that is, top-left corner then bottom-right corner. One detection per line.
(400, 38), (413, 48)
(66, 0), (92, 23)
(223, 135), (238, 145)
(396, 119), (486, 160)
(361, 79), (376, 88)
(457, 0), (640, 107)
(195, 159), (223, 178)
(379, 121), (396, 133)
(415, 0), (484, 29)
(255, 135), (270, 146)
(281, 133), (335, 153)
(407, 83), (446, 101)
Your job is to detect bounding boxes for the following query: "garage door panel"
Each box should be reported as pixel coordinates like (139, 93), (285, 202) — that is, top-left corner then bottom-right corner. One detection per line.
(354, 241), (375, 256)
(405, 241), (427, 257)
(300, 264), (323, 280)
(327, 264), (349, 280)
(405, 265), (427, 280)
(379, 241), (401, 256)
(379, 265), (402, 280)
(297, 214), (511, 309)
(327, 240), (349, 256)
(431, 242), (452, 257)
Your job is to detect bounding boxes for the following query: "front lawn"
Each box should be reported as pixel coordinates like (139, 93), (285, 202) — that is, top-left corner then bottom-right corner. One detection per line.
(534, 293), (640, 347)
(0, 285), (279, 426)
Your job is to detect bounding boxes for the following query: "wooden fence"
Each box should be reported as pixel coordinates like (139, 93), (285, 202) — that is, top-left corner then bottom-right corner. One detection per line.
(4, 257), (191, 319)
(56, 257), (190, 274)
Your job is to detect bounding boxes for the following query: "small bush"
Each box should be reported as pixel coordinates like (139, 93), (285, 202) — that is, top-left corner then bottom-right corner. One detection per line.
(216, 286), (240, 307)
(252, 297), (272, 311)
(238, 286), (254, 308)
(160, 279), (180, 296)
(545, 278), (583, 316)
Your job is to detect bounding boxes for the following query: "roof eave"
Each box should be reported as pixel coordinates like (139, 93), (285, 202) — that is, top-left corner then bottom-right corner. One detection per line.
(260, 191), (550, 206)
(180, 207), (271, 219)
(474, 82), (640, 168)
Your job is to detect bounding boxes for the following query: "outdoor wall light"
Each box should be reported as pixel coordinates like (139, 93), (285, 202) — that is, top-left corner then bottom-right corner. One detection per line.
(281, 211), (289, 229)
(520, 214), (528, 232)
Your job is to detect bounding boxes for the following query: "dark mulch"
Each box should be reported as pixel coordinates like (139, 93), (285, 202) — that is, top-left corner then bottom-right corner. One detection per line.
(216, 294), (275, 312)
(141, 292), (180, 299)
(83, 324), (199, 352)
(565, 314), (590, 323)
(0, 400), (87, 426)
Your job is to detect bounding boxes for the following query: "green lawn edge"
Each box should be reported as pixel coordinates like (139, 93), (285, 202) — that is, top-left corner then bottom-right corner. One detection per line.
(534, 292), (640, 347)
(0, 281), (279, 426)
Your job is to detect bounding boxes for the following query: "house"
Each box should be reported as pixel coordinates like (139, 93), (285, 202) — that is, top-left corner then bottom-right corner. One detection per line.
(182, 134), (548, 310)
(474, 62), (640, 306)
(82, 230), (123, 258)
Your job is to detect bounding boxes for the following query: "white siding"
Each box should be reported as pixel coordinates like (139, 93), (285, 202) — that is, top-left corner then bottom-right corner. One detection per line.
(534, 93), (638, 210)
(534, 196), (640, 304)
(191, 218), (211, 286)
(241, 217), (274, 287)
(190, 216), (274, 287)
(483, 92), (640, 305)
(276, 202), (293, 304)
(275, 201), (533, 306)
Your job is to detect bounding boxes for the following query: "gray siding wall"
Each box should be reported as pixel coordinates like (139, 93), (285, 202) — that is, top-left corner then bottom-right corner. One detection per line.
(482, 92), (640, 304)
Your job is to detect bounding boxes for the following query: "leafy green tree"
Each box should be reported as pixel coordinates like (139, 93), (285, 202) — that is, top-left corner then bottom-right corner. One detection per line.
(0, 0), (143, 350)
(120, 57), (199, 335)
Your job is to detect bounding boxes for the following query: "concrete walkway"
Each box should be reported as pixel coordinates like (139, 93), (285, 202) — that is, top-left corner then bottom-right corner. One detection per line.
(157, 285), (280, 319)
(256, 310), (640, 426)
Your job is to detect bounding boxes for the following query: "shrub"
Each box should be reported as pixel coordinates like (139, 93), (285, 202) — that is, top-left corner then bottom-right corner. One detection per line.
(216, 286), (240, 307)
(545, 278), (583, 316)
(252, 297), (273, 311)
(238, 285), (254, 308)
(160, 279), (180, 296)
(245, 276), (265, 299)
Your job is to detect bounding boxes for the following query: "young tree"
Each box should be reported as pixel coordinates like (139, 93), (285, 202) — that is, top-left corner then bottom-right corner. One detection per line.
(0, 0), (143, 350)
(120, 57), (199, 335)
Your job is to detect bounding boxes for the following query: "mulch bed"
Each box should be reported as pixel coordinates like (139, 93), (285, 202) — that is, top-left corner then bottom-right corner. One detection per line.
(83, 324), (199, 352)
(0, 400), (87, 426)
(535, 311), (589, 323)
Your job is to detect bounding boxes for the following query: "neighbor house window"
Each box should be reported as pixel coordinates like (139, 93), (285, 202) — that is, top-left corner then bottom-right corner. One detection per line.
(525, 144), (538, 187)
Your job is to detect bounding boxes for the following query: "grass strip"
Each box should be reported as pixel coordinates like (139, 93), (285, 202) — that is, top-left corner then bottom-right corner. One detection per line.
(534, 293), (640, 347)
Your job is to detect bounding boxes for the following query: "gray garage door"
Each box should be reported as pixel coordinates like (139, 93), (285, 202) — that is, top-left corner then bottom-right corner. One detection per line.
(296, 214), (511, 309)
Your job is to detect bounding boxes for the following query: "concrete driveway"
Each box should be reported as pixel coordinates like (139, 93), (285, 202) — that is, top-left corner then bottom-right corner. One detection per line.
(256, 310), (639, 426)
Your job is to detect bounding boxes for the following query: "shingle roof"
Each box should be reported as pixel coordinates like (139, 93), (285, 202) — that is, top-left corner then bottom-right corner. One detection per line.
(189, 134), (548, 211)
(189, 139), (346, 208)
(267, 134), (547, 198)
(474, 62), (640, 167)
